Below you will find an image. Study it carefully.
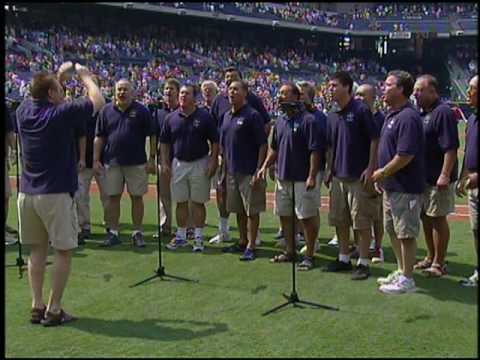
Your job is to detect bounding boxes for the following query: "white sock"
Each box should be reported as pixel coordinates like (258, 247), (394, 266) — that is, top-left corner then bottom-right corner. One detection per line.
(339, 254), (350, 263)
(177, 227), (186, 240)
(357, 257), (369, 267)
(194, 227), (203, 239)
(219, 217), (229, 233)
(109, 229), (119, 236)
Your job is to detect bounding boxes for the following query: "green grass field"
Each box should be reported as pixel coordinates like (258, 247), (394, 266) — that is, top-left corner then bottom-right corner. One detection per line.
(5, 188), (478, 357)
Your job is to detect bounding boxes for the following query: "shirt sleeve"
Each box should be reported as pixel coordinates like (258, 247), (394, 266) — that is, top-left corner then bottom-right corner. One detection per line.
(159, 113), (172, 144)
(251, 111), (268, 147)
(205, 112), (219, 144)
(397, 114), (421, 156)
(95, 106), (107, 137)
(361, 105), (379, 141)
(143, 107), (155, 137)
(305, 114), (321, 152)
(250, 93), (271, 125)
(270, 124), (278, 151)
(435, 107), (459, 153)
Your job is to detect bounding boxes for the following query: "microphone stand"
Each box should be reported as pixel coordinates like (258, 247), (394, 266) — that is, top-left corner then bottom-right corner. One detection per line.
(263, 107), (339, 316)
(130, 107), (197, 287)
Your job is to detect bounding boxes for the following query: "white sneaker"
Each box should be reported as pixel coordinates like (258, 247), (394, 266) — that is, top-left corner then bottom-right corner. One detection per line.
(5, 233), (18, 245)
(327, 235), (338, 247)
(192, 238), (204, 252)
(209, 232), (230, 244)
(379, 275), (416, 294)
(295, 233), (305, 247)
(460, 270), (478, 287)
(255, 231), (261, 246)
(377, 269), (402, 286)
(369, 239), (376, 251)
(371, 248), (384, 264)
(299, 240), (320, 255)
(276, 237), (286, 248)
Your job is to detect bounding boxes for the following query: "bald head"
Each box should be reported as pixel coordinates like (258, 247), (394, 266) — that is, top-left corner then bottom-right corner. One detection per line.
(467, 75), (478, 109)
(355, 84), (376, 111)
(115, 79), (134, 108)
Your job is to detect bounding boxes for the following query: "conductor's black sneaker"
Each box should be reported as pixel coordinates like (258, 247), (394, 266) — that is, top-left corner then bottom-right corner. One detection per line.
(322, 258), (353, 272)
(351, 264), (370, 280)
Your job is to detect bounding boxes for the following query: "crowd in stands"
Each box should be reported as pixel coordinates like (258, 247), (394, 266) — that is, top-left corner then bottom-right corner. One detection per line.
(5, 19), (392, 115)
(373, 2), (478, 19)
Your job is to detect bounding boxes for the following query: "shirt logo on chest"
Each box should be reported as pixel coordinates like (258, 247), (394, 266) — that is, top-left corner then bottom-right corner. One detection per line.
(345, 112), (354, 122)
(387, 117), (396, 129)
(236, 118), (244, 126)
(423, 114), (431, 125)
(193, 119), (201, 128)
(129, 110), (137, 118)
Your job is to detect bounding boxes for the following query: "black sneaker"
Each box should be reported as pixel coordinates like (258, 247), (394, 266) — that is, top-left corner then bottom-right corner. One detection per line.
(351, 264), (370, 280)
(322, 258), (353, 272)
(132, 232), (146, 248)
(222, 243), (246, 253)
(77, 229), (91, 245)
(100, 232), (121, 247)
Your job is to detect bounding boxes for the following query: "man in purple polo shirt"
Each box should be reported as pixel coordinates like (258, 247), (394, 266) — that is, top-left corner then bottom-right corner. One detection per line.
(257, 83), (324, 270)
(161, 84), (219, 252)
(322, 71), (379, 281)
(16, 62), (104, 326)
(153, 78), (181, 238)
(210, 67), (271, 246)
(413, 74), (459, 277)
(355, 83), (386, 264)
(457, 74), (478, 287)
(220, 80), (268, 261)
(94, 79), (157, 248)
(372, 70), (425, 295)
(75, 76), (109, 244)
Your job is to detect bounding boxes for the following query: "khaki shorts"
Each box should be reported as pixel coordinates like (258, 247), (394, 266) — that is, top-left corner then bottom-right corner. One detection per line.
(468, 188), (478, 231)
(105, 164), (148, 196)
(370, 195), (383, 223)
(383, 191), (422, 239)
(275, 175), (321, 219)
(18, 193), (79, 250)
(422, 184), (455, 217)
(226, 174), (266, 216)
(328, 177), (376, 230)
(5, 163), (11, 197)
(171, 156), (211, 204)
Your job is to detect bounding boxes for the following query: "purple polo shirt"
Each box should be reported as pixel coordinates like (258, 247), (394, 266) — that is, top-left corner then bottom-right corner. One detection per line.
(16, 98), (93, 195)
(378, 103), (426, 194)
(272, 110), (324, 182)
(421, 100), (459, 185)
(159, 107), (218, 162)
(310, 108), (328, 171)
(96, 101), (155, 166)
(465, 113), (478, 172)
(327, 97), (379, 180)
(220, 104), (267, 176)
(374, 111), (385, 134)
(5, 110), (13, 133)
(211, 92), (271, 129)
(155, 105), (179, 161)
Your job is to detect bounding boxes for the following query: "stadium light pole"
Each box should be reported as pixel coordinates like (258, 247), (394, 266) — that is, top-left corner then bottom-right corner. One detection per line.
(130, 106), (197, 287)
(262, 102), (339, 316)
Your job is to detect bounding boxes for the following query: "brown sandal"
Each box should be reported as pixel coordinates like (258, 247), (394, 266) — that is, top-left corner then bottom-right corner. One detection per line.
(30, 306), (46, 324)
(270, 252), (294, 263)
(41, 309), (77, 327)
(414, 257), (433, 270)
